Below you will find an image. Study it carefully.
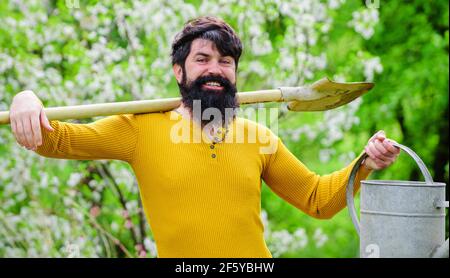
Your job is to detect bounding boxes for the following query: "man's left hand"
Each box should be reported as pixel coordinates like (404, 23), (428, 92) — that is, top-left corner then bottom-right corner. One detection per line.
(363, 130), (400, 171)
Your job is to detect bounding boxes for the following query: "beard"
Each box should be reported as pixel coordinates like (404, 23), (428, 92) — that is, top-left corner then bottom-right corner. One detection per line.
(178, 74), (239, 128)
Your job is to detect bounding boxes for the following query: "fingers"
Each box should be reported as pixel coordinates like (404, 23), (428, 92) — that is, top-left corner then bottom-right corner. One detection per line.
(365, 130), (401, 170)
(384, 139), (400, 154)
(11, 119), (23, 148)
(369, 130), (385, 142)
(375, 130), (386, 141)
(31, 113), (42, 148)
(9, 91), (52, 150)
(365, 145), (389, 168)
(14, 118), (30, 149)
(366, 141), (387, 162)
(374, 140), (397, 158)
(22, 116), (36, 150)
(10, 111), (47, 150)
(40, 109), (54, 132)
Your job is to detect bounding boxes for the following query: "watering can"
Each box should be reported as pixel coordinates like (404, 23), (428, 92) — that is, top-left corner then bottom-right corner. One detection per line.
(346, 142), (449, 258)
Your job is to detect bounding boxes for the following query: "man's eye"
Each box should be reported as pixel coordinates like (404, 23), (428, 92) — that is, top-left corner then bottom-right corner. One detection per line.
(221, 60), (231, 64)
(197, 59), (206, 62)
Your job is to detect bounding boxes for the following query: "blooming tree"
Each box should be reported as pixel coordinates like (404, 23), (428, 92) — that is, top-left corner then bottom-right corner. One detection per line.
(0, 0), (381, 257)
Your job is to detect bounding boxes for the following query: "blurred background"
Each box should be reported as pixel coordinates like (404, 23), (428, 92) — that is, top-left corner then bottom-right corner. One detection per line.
(0, 0), (448, 257)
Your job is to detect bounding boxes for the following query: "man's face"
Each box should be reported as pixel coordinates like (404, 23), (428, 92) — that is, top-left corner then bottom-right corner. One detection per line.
(174, 38), (236, 87)
(173, 38), (239, 127)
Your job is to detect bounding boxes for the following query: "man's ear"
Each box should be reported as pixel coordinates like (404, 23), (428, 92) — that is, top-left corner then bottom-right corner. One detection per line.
(173, 64), (183, 83)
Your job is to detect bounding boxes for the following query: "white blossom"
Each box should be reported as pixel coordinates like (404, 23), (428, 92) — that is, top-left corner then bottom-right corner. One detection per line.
(348, 8), (379, 40)
(0, 53), (14, 74)
(143, 237), (158, 257)
(67, 173), (83, 187)
(362, 57), (383, 81)
(313, 228), (329, 248)
(319, 148), (336, 163)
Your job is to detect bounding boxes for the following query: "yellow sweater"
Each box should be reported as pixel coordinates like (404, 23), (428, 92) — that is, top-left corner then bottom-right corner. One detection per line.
(36, 110), (371, 258)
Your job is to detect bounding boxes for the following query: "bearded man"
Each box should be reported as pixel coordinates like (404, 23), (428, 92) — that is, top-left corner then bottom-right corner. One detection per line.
(9, 16), (399, 258)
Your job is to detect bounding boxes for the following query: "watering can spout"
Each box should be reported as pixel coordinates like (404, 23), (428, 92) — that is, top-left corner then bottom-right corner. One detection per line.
(430, 238), (449, 258)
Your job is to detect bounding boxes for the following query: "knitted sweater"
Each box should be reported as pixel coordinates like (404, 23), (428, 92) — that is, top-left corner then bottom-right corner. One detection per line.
(35, 110), (371, 257)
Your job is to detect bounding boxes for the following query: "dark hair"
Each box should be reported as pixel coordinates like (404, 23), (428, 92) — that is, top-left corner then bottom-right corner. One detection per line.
(171, 16), (243, 71)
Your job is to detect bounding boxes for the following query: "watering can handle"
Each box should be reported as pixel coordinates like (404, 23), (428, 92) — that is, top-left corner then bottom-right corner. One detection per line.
(346, 142), (434, 236)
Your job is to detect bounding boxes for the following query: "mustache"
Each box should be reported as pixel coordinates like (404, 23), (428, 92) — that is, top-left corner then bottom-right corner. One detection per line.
(178, 74), (239, 127)
(190, 75), (234, 91)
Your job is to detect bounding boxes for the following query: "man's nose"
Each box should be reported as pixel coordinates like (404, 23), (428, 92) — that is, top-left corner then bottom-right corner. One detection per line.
(207, 60), (223, 75)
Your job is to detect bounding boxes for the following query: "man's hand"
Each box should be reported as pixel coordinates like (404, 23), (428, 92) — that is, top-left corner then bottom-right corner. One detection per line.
(363, 130), (400, 171)
(9, 90), (54, 151)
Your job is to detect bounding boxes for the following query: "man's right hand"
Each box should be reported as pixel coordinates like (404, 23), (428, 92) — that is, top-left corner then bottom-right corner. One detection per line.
(9, 90), (54, 151)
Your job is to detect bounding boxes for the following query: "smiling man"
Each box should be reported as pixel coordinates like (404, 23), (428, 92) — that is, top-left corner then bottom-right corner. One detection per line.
(171, 17), (241, 135)
(8, 16), (400, 258)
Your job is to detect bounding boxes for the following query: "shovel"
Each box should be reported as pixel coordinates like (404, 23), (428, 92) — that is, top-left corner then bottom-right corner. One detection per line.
(0, 77), (374, 125)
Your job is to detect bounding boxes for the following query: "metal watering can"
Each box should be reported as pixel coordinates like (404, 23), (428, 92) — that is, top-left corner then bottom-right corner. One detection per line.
(346, 142), (449, 258)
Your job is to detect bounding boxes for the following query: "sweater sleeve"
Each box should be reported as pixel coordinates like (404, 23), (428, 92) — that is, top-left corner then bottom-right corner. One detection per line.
(262, 138), (372, 219)
(34, 114), (139, 164)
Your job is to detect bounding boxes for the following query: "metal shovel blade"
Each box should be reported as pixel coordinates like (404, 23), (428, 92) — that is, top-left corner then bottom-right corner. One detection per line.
(285, 77), (374, 111)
